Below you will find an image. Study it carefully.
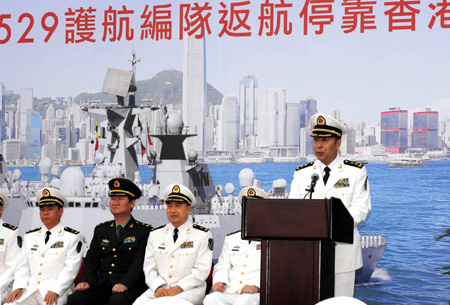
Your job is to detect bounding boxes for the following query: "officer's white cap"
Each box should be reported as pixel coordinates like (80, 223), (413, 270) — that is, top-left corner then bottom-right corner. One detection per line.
(310, 113), (347, 138)
(164, 183), (196, 206)
(238, 186), (268, 205)
(0, 189), (9, 208)
(36, 187), (68, 207)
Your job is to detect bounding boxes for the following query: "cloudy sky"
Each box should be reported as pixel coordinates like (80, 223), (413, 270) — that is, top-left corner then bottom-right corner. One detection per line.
(1, 0), (449, 124)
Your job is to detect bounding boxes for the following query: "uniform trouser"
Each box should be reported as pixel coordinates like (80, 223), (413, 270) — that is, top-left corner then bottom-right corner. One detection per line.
(133, 286), (205, 305)
(1, 286), (12, 304)
(203, 292), (260, 305)
(335, 271), (356, 297)
(8, 289), (67, 305)
(66, 281), (145, 305)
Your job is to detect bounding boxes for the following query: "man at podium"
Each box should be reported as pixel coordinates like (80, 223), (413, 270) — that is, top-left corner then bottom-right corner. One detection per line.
(289, 113), (371, 297)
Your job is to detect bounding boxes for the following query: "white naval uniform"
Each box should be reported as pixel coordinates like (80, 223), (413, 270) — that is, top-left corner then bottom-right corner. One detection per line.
(0, 220), (22, 304)
(289, 156), (371, 296)
(10, 222), (83, 305)
(204, 231), (261, 305)
(133, 221), (213, 305)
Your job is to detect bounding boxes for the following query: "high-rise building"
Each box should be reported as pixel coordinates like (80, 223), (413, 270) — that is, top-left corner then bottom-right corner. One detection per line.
(286, 103), (301, 147)
(29, 111), (41, 158)
(0, 82), (6, 142)
(257, 88), (286, 148)
(239, 74), (258, 148)
(182, 36), (206, 156)
(381, 108), (408, 153)
(19, 88), (33, 145)
(299, 96), (317, 128)
(412, 110), (438, 149)
(217, 94), (239, 151)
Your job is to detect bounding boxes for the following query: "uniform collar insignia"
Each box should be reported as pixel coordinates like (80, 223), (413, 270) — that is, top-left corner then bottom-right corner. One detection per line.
(58, 229), (62, 234)
(338, 164), (343, 169)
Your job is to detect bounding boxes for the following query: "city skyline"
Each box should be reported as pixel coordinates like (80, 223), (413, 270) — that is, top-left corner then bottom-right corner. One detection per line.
(1, 0), (450, 126)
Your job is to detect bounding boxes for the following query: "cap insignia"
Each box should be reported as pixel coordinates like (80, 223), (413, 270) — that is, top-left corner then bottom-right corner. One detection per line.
(114, 180), (120, 187)
(317, 116), (326, 126)
(247, 188), (256, 197)
(43, 189), (50, 197)
(173, 185), (180, 193)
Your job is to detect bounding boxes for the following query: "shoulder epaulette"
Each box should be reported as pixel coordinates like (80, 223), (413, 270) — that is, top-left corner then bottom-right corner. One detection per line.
(227, 230), (241, 236)
(97, 220), (114, 227)
(136, 221), (152, 228)
(151, 224), (166, 231)
(344, 160), (364, 169)
(64, 227), (80, 234)
(296, 161), (314, 171)
(193, 224), (209, 232)
(26, 227), (41, 234)
(2, 223), (18, 231)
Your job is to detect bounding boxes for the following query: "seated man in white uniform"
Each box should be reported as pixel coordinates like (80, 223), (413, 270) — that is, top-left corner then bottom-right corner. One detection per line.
(203, 186), (268, 305)
(5, 187), (83, 305)
(0, 189), (22, 304)
(133, 184), (213, 305)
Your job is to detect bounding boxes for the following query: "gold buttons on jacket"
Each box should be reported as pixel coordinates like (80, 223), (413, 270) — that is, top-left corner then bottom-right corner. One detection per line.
(241, 272), (244, 275)
(37, 281), (41, 284)
(240, 281), (243, 284)
(169, 275), (172, 278)
(171, 255), (175, 258)
(42, 254), (45, 257)
(109, 271), (112, 274)
(40, 263), (43, 266)
(244, 265), (247, 267)
(38, 272), (42, 275)
(170, 265), (173, 268)
(111, 263), (115, 267)
(112, 248), (116, 251)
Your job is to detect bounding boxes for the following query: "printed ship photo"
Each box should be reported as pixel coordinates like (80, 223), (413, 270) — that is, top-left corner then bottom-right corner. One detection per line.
(0, 54), (387, 305)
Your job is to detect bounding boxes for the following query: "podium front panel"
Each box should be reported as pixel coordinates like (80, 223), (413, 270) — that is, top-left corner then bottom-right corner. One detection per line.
(242, 198), (331, 240)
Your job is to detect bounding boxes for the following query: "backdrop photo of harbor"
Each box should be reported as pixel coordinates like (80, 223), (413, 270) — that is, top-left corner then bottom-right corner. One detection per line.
(8, 160), (450, 305)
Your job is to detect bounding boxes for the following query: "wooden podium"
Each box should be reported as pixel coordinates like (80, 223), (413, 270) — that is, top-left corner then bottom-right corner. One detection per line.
(241, 197), (353, 305)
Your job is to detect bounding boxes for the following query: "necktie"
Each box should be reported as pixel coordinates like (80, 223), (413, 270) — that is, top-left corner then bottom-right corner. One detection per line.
(173, 228), (179, 243)
(323, 167), (331, 185)
(116, 225), (123, 240)
(45, 231), (51, 244)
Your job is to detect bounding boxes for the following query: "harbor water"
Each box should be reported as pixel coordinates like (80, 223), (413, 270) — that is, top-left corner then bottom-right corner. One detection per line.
(10, 161), (450, 304)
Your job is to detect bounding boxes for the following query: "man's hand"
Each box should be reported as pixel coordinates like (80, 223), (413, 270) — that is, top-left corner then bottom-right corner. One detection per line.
(155, 286), (168, 298)
(43, 291), (59, 305)
(166, 285), (183, 296)
(239, 285), (259, 294)
(212, 282), (226, 292)
(5, 288), (22, 304)
(112, 284), (128, 293)
(74, 282), (90, 291)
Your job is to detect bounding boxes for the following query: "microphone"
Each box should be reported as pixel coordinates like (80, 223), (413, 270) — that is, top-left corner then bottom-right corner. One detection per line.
(310, 173), (319, 190)
(304, 173), (320, 199)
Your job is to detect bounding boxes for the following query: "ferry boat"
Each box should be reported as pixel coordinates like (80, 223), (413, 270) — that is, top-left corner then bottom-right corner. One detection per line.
(386, 158), (423, 168)
(0, 55), (384, 284)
